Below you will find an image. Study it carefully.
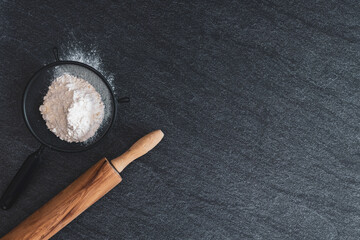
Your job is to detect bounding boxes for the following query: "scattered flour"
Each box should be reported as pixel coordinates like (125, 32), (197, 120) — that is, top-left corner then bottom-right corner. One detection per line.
(62, 46), (116, 93)
(39, 73), (105, 143)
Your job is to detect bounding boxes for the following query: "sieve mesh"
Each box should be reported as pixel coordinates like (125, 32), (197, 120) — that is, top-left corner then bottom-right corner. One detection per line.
(23, 61), (116, 152)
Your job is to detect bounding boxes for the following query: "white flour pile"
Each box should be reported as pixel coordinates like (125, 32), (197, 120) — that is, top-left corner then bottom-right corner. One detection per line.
(39, 73), (105, 143)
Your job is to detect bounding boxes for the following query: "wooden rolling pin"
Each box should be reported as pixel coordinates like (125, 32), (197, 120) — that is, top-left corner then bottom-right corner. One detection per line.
(1, 130), (164, 240)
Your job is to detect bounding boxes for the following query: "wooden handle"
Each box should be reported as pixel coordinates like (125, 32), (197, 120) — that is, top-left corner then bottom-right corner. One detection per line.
(111, 130), (164, 172)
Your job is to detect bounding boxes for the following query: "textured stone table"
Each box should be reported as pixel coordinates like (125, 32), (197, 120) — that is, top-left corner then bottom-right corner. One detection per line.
(1, 1), (360, 239)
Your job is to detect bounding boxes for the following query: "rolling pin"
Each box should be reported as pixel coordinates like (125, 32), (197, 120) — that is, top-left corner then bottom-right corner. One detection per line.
(1, 130), (164, 240)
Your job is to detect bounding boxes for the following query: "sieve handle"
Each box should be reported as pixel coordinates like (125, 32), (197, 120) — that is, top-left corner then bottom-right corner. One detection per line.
(0, 146), (44, 210)
(52, 47), (59, 61)
(117, 97), (130, 103)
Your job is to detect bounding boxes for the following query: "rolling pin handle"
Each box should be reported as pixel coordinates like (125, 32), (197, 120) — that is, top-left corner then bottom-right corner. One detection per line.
(111, 130), (164, 172)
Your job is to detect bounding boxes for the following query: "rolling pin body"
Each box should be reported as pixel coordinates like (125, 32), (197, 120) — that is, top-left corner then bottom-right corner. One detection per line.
(2, 158), (121, 240)
(1, 130), (164, 240)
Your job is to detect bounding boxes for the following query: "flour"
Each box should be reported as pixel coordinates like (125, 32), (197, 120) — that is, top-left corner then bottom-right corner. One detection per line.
(63, 46), (116, 94)
(39, 74), (105, 143)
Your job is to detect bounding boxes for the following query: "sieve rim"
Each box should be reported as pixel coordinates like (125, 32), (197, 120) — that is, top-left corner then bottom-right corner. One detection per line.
(22, 60), (117, 153)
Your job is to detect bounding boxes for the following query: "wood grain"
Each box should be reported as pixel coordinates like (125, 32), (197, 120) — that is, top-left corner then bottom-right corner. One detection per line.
(1, 130), (164, 240)
(111, 130), (164, 172)
(1, 158), (122, 240)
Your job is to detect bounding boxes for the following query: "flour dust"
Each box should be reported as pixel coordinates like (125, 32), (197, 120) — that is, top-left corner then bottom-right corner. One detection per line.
(61, 46), (116, 94)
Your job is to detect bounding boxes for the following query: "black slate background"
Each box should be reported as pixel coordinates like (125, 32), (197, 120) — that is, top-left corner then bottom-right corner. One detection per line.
(1, 1), (360, 239)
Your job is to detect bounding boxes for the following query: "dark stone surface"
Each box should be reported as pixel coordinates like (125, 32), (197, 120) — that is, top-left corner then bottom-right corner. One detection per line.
(1, 0), (360, 239)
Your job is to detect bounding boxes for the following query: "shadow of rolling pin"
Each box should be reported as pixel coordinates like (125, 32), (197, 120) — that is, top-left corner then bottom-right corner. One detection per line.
(1, 130), (164, 240)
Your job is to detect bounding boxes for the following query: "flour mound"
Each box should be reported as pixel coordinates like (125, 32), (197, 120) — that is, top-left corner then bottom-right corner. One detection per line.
(39, 74), (105, 143)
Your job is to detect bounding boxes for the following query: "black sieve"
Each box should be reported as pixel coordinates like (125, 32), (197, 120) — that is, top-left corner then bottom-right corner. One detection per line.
(0, 48), (129, 210)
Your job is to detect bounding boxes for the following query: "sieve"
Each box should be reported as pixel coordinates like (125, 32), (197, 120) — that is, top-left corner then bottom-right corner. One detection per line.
(0, 47), (129, 210)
